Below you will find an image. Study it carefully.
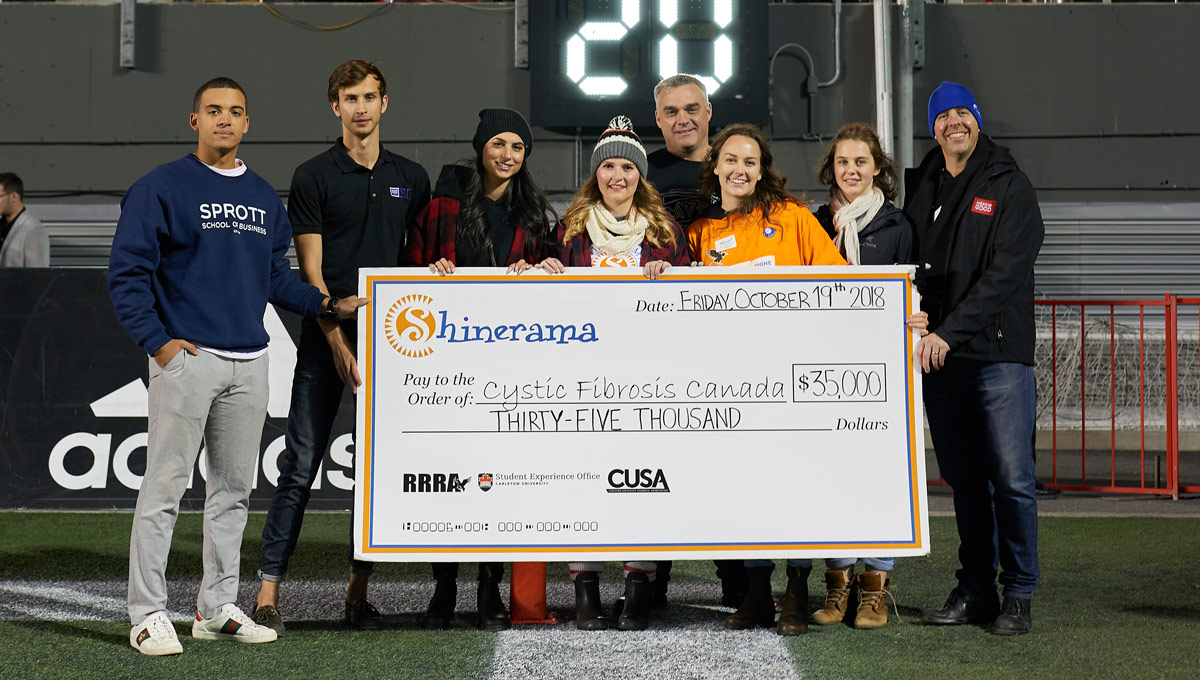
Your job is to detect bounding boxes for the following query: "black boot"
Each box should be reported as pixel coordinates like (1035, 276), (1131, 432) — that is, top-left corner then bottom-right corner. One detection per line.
(776, 565), (810, 636)
(477, 562), (511, 632)
(650, 561), (672, 608)
(716, 559), (748, 608)
(724, 565), (775, 630)
(573, 572), (608, 630)
(421, 562), (458, 629)
(616, 572), (652, 631)
(990, 596), (1032, 636)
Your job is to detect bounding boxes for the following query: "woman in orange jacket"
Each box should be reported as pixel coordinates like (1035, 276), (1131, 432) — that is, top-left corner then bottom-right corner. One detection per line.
(687, 123), (845, 268)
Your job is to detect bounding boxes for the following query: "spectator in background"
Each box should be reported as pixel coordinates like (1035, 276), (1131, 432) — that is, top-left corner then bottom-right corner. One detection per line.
(0, 173), (49, 267)
(403, 107), (554, 632)
(907, 81), (1044, 636)
(253, 60), (430, 635)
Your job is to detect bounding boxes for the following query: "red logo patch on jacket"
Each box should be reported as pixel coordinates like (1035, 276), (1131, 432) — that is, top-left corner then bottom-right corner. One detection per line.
(971, 197), (996, 216)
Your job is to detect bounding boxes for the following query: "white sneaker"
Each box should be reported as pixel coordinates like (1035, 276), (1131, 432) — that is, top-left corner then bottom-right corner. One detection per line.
(130, 611), (183, 656)
(192, 603), (278, 644)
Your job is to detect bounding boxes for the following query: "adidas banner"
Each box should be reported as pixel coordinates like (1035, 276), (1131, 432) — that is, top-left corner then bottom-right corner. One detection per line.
(0, 269), (356, 510)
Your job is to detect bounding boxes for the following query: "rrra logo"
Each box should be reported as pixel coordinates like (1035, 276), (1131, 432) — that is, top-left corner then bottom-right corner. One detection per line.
(385, 294), (438, 358)
(402, 473), (468, 492)
(971, 197), (996, 216)
(606, 468), (671, 493)
(478, 473), (493, 492)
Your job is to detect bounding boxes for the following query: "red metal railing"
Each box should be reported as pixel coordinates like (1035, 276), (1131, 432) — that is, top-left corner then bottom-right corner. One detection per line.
(929, 295), (1194, 500)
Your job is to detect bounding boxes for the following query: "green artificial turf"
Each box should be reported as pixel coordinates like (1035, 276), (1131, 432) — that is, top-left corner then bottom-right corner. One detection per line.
(0, 512), (1197, 679)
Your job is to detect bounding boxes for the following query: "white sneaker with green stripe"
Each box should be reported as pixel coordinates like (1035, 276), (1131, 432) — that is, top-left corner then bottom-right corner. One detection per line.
(130, 611), (183, 656)
(192, 603), (278, 643)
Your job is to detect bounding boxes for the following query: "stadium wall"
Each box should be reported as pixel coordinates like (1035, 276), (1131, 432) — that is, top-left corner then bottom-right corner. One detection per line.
(0, 3), (1196, 202)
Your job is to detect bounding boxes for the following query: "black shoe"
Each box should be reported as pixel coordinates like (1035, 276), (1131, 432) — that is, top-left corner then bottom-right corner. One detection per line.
(776, 566), (810, 636)
(616, 573), (652, 631)
(716, 560), (747, 608)
(920, 587), (1000, 625)
(477, 564), (511, 632)
(720, 573), (748, 608)
(421, 576), (457, 629)
(649, 561), (671, 609)
(344, 599), (383, 630)
(724, 566), (776, 630)
(991, 596), (1032, 636)
(573, 572), (608, 631)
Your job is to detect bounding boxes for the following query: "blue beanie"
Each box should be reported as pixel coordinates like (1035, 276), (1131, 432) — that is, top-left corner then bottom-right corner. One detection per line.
(927, 81), (982, 137)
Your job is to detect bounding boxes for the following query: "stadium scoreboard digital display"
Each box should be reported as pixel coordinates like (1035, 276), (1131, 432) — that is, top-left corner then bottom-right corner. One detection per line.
(529, 0), (768, 131)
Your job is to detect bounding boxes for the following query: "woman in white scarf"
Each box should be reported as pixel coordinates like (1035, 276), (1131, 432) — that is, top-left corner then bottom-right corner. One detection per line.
(539, 116), (690, 281)
(789, 123), (927, 632)
(537, 117), (688, 632)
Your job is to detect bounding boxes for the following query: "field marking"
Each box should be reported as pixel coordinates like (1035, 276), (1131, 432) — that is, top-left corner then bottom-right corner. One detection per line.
(488, 587), (802, 680)
(0, 582), (191, 622)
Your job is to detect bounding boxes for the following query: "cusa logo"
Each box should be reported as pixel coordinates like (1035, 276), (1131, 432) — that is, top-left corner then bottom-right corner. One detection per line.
(384, 294), (438, 358)
(606, 468), (671, 493)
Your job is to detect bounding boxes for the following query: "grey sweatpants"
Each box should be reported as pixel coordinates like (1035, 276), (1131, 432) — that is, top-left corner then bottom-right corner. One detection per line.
(127, 349), (268, 624)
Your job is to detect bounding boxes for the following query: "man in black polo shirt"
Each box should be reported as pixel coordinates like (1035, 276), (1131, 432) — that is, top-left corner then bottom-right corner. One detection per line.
(252, 60), (430, 633)
(647, 73), (713, 231)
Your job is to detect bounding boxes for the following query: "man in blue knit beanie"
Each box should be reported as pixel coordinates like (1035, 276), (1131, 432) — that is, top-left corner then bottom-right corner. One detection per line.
(904, 81), (1044, 636)
(110, 77), (367, 656)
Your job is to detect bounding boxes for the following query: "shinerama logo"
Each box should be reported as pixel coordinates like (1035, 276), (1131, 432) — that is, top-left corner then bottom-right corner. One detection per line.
(384, 294), (438, 358)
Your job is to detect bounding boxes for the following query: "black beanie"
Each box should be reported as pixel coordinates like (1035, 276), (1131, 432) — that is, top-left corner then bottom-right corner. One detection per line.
(472, 108), (534, 156)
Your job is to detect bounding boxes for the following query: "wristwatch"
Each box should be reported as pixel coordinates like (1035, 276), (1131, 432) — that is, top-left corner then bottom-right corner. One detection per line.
(324, 295), (342, 320)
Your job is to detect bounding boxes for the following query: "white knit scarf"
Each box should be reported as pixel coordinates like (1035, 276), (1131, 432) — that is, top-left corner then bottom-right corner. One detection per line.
(584, 204), (649, 256)
(832, 186), (885, 265)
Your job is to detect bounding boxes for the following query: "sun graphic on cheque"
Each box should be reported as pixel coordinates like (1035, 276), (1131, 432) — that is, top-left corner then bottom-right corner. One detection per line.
(384, 294), (438, 357)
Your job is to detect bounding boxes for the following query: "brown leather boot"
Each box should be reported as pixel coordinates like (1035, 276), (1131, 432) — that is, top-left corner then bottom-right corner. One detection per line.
(853, 569), (892, 629)
(724, 566), (775, 630)
(810, 567), (853, 625)
(776, 565), (810, 636)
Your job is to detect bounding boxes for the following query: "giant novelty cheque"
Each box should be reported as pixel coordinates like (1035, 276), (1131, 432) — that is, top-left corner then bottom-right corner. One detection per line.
(354, 266), (929, 562)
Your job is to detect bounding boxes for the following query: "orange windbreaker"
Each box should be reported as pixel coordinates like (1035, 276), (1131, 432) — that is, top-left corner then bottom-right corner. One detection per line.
(687, 201), (846, 267)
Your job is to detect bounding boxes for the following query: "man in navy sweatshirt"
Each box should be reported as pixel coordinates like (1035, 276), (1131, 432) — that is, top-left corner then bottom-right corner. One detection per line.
(109, 77), (367, 657)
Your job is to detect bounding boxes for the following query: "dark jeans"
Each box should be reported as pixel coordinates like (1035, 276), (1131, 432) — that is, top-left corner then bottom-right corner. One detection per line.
(260, 318), (373, 581)
(924, 359), (1039, 598)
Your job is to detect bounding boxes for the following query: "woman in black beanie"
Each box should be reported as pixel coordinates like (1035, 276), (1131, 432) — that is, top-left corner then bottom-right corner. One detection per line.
(402, 108), (555, 631)
(403, 108), (554, 275)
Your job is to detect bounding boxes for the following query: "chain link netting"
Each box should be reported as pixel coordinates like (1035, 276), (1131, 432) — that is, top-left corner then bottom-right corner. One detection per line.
(1034, 305), (1200, 431)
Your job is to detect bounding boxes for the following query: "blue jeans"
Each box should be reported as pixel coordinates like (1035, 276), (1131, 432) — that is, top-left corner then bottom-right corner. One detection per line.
(259, 319), (373, 581)
(924, 360), (1039, 598)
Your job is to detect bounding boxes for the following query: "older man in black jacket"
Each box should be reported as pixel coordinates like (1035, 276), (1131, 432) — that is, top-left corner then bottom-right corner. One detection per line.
(905, 82), (1044, 636)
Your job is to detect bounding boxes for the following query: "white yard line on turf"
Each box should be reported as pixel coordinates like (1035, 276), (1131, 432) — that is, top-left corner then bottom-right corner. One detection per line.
(489, 622), (801, 680)
(0, 582), (191, 622)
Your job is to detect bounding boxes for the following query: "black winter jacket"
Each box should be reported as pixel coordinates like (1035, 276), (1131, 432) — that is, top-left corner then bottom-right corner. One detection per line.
(903, 135), (1044, 365)
(813, 199), (913, 266)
